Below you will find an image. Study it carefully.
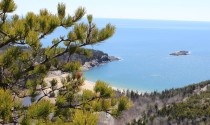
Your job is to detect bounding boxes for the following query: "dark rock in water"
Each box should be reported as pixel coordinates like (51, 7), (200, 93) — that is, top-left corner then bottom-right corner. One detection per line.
(170, 51), (189, 56)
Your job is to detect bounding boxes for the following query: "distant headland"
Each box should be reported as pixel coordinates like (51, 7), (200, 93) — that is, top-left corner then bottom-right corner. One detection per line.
(59, 49), (120, 70)
(0, 45), (120, 71)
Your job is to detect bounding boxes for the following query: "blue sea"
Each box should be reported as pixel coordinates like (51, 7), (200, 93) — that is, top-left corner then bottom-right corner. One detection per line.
(43, 19), (210, 92)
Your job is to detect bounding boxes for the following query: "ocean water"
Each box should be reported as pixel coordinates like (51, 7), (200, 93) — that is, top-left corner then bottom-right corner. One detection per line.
(83, 19), (210, 92)
(42, 19), (210, 92)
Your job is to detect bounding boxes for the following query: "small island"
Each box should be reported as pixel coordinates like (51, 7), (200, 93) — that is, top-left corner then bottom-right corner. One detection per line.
(170, 50), (189, 56)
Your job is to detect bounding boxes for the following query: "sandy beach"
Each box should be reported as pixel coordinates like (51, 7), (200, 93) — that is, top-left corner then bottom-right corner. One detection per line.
(44, 71), (124, 92)
(22, 72), (96, 106)
(23, 71), (132, 105)
(44, 71), (95, 91)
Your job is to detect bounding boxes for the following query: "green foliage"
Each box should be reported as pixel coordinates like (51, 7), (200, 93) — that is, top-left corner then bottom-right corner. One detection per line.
(25, 31), (40, 48)
(62, 61), (81, 72)
(28, 100), (54, 121)
(158, 87), (210, 120)
(82, 89), (94, 100)
(57, 3), (66, 20)
(0, 0), (130, 124)
(0, 0), (16, 13)
(129, 81), (210, 125)
(92, 100), (102, 111)
(101, 99), (112, 111)
(34, 64), (47, 75)
(98, 24), (115, 42)
(55, 95), (66, 107)
(20, 116), (31, 125)
(94, 80), (114, 98)
(0, 47), (21, 67)
(62, 15), (73, 28)
(50, 79), (58, 87)
(0, 89), (13, 123)
(87, 15), (93, 24)
(118, 96), (131, 112)
(73, 7), (85, 22)
(72, 110), (98, 125)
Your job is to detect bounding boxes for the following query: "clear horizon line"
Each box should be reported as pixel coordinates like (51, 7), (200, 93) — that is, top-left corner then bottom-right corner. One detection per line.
(91, 17), (210, 23)
(11, 13), (210, 23)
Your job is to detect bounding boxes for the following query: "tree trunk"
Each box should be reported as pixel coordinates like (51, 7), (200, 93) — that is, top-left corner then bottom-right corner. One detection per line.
(0, 66), (3, 89)
(0, 66), (7, 90)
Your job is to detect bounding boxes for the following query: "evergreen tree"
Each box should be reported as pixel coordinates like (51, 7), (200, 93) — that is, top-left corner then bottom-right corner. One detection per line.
(0, 0), (130, 124)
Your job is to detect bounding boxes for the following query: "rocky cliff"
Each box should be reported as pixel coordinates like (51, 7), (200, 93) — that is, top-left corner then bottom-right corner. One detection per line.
(59, 49), (119, 70)
(0, 46), (119, 70)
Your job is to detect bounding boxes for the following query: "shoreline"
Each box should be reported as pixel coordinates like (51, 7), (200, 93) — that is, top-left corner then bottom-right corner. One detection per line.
(82, 80), (95, 91)
(84, 80), (123, 92)
(45, 72), (95, 91)
(46, 69), (145, 94)
(45, 71), (128, 92)
(84, 79), (144, 94)
(81, 56), (120, 71)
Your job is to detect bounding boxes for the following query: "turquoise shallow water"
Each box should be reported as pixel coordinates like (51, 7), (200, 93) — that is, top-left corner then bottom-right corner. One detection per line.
(42, 19), (210, 92)
(83, 19), (210, 92)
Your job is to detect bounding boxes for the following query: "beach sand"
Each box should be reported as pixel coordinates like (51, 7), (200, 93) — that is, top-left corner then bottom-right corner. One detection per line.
(44, 72), (123, 92)
(33, 72), (96, 104)
(44, 71), (129, 95)
(23, 72), (126, 106)
(44, 72), (95, 91)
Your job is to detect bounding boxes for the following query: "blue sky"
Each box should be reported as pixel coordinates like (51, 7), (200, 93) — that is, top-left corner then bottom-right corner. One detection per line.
(14, 0), (210, 21)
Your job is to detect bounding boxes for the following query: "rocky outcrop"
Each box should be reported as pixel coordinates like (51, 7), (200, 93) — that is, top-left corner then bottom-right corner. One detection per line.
(170, 51), (189, 56)
(0, 46), (119, 70)
(59, 49), (120, 70)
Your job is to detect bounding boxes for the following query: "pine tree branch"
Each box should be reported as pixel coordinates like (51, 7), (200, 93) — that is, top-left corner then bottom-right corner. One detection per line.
(85, 24), (95, 44)
(0, 37), (16, 48)
(20, 41), (88, 75)
(0, 29), (9, 36)
(36, 86), (65, 103)
(105, 110), (114, 116)
(0, 12), (7, 27)
(50, 38), (70, 49)
(58, 96), (101, 109)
